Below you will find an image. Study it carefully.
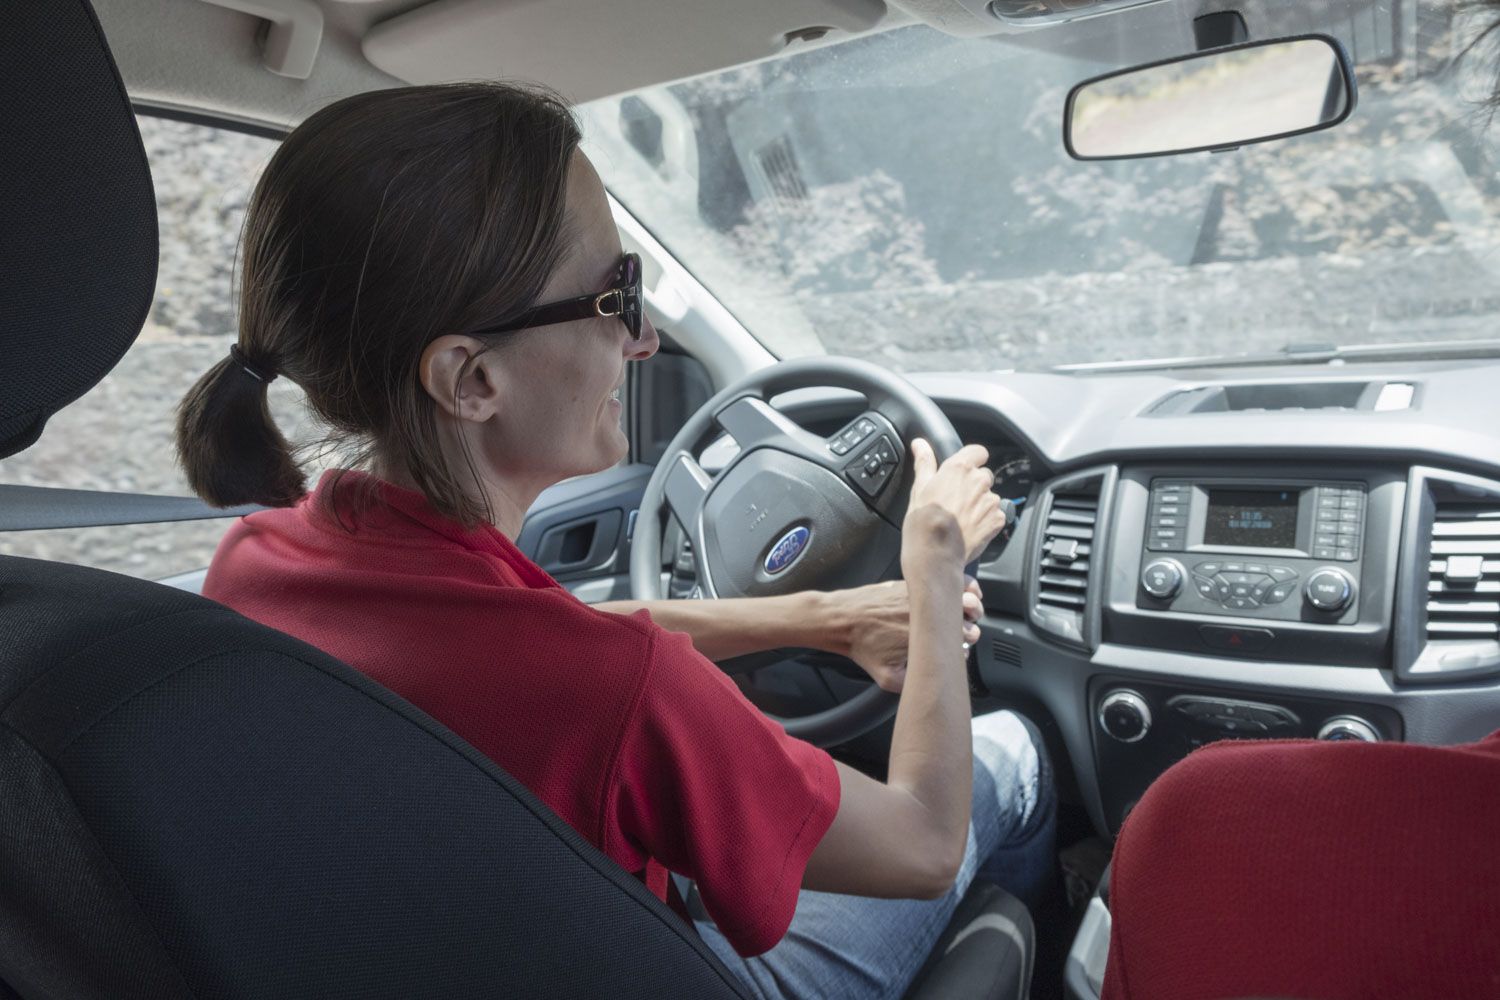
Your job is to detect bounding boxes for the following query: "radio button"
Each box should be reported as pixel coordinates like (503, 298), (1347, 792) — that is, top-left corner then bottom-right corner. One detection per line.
(1141, 559), (1184, 599)
(1314, 533), (1340, 548)
(1317, 495), (1342, 509)
(1226, 596), (1258, 609)
(1263, 581), (1298, 604)
(1336, 549), (1357, 562)
(1194, 561), (1222, 576)
(1267, 566), (1297, 582)
(1222, 561), (1245, 573)
(1243, 562), (1268, 575)
(1305, 568), (1356, 613)
(1192, 576), (1219, 600)
(1313, 546), (1338, 560)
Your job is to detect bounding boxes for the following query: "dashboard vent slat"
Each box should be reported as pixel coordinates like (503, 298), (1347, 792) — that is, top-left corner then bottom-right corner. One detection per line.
(1431, 539), (1500, 555)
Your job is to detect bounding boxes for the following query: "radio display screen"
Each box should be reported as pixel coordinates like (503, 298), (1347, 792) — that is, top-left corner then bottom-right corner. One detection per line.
(1203, 489), (1300, 549)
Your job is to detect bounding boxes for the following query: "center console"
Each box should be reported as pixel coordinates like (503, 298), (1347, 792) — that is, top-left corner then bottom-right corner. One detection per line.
(1105, 465), (1406, 666)
(1140, 478), (1366, 627)
(1086, 464), (1410, 834)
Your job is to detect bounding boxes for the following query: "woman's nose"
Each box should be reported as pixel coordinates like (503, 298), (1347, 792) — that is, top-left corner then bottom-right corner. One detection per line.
(628, 314), (660, 361)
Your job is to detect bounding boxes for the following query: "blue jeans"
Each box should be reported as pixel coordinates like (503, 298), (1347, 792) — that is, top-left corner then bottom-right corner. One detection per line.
(693, 710), (1056, 1000)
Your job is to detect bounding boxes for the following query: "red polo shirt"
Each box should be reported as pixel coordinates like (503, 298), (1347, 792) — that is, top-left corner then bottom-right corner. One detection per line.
(202, 470), (839, 957)
(1102, 733), (1500, 999)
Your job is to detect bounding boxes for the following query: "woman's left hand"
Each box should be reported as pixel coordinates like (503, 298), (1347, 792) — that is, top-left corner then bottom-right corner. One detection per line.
(831, 576), (983, 693)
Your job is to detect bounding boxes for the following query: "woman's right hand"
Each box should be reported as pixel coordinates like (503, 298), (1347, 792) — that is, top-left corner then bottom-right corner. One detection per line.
(901, 438), (1007, 574)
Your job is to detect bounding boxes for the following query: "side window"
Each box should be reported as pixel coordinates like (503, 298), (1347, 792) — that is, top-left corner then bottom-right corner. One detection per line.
(0, 114), (306, 581)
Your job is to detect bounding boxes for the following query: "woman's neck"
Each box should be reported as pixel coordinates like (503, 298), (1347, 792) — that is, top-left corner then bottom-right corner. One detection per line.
(372, 457), (538, 540)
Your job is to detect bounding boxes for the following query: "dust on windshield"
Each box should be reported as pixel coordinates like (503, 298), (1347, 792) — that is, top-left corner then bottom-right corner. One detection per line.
(579, 5), (1500, 372)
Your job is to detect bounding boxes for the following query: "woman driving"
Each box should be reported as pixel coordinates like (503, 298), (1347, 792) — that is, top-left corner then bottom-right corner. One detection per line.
(177, 81), (1054, 1000)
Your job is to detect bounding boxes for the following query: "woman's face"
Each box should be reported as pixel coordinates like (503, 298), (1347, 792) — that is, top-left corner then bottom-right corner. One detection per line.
(472, 151), (660, 491)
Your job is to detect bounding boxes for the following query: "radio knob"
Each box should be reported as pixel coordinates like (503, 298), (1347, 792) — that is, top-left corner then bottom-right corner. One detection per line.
(1317, 716), (1380, 742)
(1098, 690), (1152, 743)
(1304, 568), (1356, 613)
(1140, 559), (1185, 600)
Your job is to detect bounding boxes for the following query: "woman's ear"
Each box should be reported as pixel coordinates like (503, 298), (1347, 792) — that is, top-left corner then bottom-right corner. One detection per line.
(420, 335), (503, 423)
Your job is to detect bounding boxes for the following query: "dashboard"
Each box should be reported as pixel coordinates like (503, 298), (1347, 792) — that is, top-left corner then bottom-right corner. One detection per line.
(779, 357), (1500, 836)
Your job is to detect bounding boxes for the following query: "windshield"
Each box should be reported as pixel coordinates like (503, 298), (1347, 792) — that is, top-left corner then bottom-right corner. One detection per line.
(578, 4), (1500, 371)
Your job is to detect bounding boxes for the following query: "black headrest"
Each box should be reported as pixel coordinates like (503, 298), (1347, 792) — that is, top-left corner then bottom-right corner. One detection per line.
(0, 0), (158, 460)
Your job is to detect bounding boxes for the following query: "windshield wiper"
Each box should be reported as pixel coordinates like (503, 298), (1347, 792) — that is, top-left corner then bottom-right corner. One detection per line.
(1052, 337), (1500, 374)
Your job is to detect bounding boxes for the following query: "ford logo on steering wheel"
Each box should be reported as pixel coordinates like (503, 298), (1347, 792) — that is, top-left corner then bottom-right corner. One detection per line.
(764, 526), (811, 575)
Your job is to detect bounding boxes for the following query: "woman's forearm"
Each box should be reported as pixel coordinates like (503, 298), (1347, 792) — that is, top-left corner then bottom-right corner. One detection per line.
(884, 543), (971, 877)
(595, 592), (854, 662)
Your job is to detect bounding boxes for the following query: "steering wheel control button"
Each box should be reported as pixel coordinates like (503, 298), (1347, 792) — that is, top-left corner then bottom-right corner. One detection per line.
(1098, 690), (1152, 743)
(1198, 625), (1275, 653)
(1317, 716), (1380, 742)
(827, 416), (879, 456)
(845, 435), (900, 498)
(1305, 568), (1355, 613)
(1140, 559), (1184, 599)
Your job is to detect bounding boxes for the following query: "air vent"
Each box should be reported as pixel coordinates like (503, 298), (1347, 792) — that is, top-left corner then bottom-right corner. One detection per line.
(1037, 488), (1099, 614)
(991, 639), (1023, 669)
(1425, 504), (1500, 641)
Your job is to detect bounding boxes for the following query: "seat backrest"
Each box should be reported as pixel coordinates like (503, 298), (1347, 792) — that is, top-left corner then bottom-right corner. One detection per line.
(0, 557), (746, 999)
(0, 3), (746, 997)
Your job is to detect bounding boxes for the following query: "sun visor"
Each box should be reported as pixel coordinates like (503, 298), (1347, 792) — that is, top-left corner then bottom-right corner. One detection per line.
(362, 0), (889, 103)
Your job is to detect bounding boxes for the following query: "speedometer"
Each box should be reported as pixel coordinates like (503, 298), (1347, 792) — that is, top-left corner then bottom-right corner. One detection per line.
(992, 456), (1035, 504)
(979, 455), (1035, 564)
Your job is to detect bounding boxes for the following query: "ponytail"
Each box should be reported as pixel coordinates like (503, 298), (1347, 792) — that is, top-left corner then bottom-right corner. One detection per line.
(173, 82), (583, 524)
(175, 347), (305, 508)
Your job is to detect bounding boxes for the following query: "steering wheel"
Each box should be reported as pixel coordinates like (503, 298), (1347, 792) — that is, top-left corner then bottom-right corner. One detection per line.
(630, 356), (964, 747)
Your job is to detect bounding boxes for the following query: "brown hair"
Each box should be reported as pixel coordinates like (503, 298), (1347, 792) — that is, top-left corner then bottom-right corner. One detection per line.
(176, 81), (581, 525)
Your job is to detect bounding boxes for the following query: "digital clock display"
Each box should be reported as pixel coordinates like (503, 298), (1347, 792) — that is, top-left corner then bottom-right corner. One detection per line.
(1203, 489), (1299, 549)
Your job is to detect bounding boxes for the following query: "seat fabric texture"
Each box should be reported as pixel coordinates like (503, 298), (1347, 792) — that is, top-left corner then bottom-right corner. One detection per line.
(0, 556), (750, 999)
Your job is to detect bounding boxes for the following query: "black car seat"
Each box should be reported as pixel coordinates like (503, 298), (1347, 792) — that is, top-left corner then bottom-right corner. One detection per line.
(0, 3), (1033, 998)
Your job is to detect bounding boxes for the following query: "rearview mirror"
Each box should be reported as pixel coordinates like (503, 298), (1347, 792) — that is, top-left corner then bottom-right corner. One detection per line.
(1064, 35), (1356, 161)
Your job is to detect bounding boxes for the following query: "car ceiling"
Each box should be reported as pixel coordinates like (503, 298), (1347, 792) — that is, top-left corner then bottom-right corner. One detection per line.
(95, 0), (1396, 133)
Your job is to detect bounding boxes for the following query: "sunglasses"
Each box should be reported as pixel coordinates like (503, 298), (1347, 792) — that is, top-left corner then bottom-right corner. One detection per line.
(473, 252), (643, 341)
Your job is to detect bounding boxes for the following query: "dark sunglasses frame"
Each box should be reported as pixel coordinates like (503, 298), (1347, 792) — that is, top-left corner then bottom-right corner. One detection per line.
(473, 252), (643, 340)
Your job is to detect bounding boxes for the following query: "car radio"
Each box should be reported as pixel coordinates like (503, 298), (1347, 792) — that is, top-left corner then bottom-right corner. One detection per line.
(1137, 478), (1365, 624)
